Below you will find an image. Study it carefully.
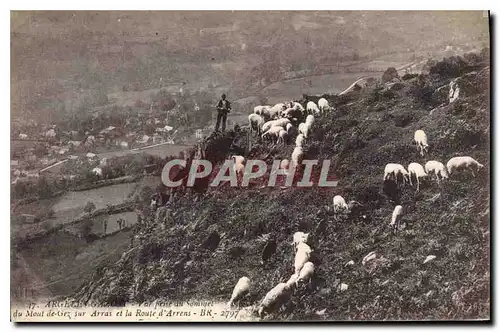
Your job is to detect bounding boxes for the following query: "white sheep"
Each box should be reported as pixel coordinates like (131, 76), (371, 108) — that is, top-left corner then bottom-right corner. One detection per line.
(274, 118), (291, 128)
(280, 108), (292, 119)
(248, 114), (265, 135)
(390, 205), (403, 229)
(408, 162), (427, 191)
(292, 232), (309, 251)
(298, 123), (311, 139)
(257, 282), (294, 318)
(227, 276), (250, 307)
(278, 129), (288, 145)
(318, 98), (330, 113)
(296, 241), (312, 252)
(295, 134), (305, 148)
(262, 126), (285, 143)
(233, 156), (246, 178)
(286, 274), (299, 288)
(280, 159), (290, 170)
(233, 155), (245, 166)
(305, 114), (315, 126)
(294, 242), (312, 275)
(261, 118), (291, 133)
(266, 103), (286, 119)
(291, 146), (304, 168)
(384, 163), (410, 185)
(414, 130), (429, 156)
(333, 195), (348, 213)
(290, 101), (305, 113)
(261, 120), (276, 133)
(296, 261), (314, 286)
(306, 101), (320, 115)
(447, 156), (484, 177)
(425, 160), (448, 183)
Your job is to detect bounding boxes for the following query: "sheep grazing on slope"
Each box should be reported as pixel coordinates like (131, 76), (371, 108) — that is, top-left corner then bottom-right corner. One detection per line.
(233, 156), (246, 180)
(390, 205), (403, 229)
(291, 146), (304, 168)
(294, 242), (312, 275)
(425, 160), (448, 183)
(305, 114), (315, 126)
(292, 232), (309, 251)
(227, 276), (251, 308)
(278, 125), (294, 145)
(233, 155), (245, 166)
(266, 103), (286, 120)
(333, 195), (348, 213)
(286, 274), (299, 288)
(262, 126), (285, 143)
(447, 156), (484, 177)
(274, 118), (291, 128)
(384, 163), (410, 185)
(306, 101), (320, 115)
(408, 162), (427, 192)
(261, 120), (277, 133)
(295, 133), (305, 148)
(290, 101), (305, 113)
(296, 241), (312, 252)
(296, 261), (314, 287)
(318, 98), (330, 113)
(280, 159), (290, 171)
(257, 282), (294, 318)
(414, 130), (429, 156)
(248, 114), (265, 135)
(298, 122), (311, 139)
(262, 118), (291, 133)
(282, 107), (303, 121)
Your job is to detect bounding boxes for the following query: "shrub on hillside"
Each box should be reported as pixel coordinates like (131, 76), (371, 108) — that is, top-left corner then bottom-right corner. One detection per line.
(382, 67), (400, 83)
(402, 73), (419, 81)
(428, 49), (489, 80)
(408, 75), (443, 108)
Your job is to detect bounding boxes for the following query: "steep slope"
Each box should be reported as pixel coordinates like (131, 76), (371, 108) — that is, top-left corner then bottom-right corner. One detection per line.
(70, 52), (490, 320)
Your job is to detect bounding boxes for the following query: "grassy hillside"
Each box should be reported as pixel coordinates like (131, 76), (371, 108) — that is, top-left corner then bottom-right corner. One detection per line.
(69, 52), (490, 320)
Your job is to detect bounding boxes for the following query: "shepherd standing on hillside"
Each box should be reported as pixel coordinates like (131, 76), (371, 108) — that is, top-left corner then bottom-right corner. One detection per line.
(215, 93), (231, 132)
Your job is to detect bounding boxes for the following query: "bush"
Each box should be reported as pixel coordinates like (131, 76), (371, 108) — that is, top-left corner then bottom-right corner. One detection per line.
(402, 73), (419, 81)
(429, 55), (476, 79)
(382, 67), (400, 83)
(408, 76), (442, 108)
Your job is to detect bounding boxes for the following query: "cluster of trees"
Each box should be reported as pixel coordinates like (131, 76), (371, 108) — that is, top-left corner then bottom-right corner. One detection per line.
(424, 47), (489, 78)
(12, 153), (169, 202)
(11, 176), (68, 201)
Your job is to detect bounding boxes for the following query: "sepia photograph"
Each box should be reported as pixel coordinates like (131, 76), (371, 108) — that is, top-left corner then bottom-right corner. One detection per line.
(9, 10), (490, 322)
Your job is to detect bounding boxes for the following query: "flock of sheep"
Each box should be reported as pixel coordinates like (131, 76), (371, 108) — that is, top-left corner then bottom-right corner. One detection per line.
(248, 98), (331, 172)
(334, 128), (484, 229)
(225, 96), (486, 318)
(381, 130), (484, 230)
(227, 231), (315, 318)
